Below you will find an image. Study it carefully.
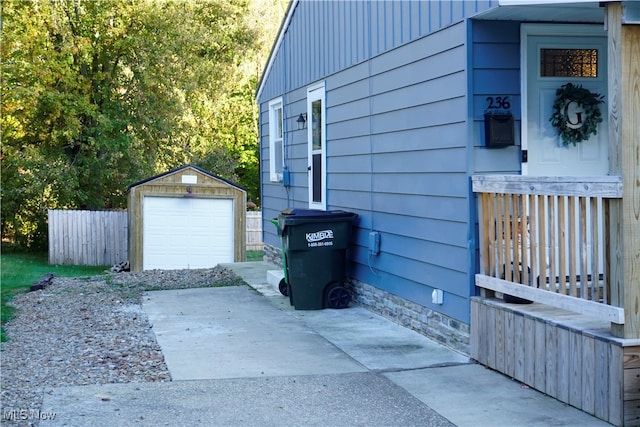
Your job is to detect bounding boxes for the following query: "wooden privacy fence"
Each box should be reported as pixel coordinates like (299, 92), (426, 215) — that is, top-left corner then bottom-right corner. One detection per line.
(48, 209), (128, 266)
(246, 211), (264, 251)
(49, 209), (263, 266)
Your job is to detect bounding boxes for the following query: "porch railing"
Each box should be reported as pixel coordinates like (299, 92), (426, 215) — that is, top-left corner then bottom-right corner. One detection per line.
(472, 175), (624, 324)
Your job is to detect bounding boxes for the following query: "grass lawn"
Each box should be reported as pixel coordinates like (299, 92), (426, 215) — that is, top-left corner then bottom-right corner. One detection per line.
(246, 250), (264, 262)
(0, 252), (107, 342)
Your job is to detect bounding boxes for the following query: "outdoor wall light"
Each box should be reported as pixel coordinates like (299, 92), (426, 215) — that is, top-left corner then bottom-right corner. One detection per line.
(184, 185), (195, 198)
(296, 113), (307, 130)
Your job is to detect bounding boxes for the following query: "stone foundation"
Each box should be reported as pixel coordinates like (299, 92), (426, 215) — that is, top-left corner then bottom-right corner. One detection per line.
(345, 278), (470, 355)
(263, 242), (281, 265)
(264, 243), (470, 355)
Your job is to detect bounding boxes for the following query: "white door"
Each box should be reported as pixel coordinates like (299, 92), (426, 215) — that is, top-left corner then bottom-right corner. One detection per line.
(521, 25), (608, 284)
(522, 24), (608, 177)
(307, 83), (326, 210)
(143, 196), (234, 270)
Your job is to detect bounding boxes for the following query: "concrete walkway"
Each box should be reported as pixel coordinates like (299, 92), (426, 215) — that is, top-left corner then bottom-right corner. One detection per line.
(40, 261), (610, 427)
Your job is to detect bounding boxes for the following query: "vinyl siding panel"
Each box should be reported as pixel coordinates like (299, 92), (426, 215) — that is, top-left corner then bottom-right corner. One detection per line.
(372, 173), (468, 198)
(329, 99), (370, 123)
(328, 63), (369, 98)
(371, 72), (467, 114)
(372, 213), (468, 247)
(328, 190), (372, 211)
(329, 155), (371, 174)
(373, 193), (468, 223)
(371, 124), (468, 152)
(328, 116), (370, 140)
(370, 99), (466, 135)
(474, 69), (521, 93)
(370, 25), (466, 76)
(328, 135), (371, 156)
(359, 250), (469, 296)
(372, 148), (467, 173)
(330, 173), (371, 192)
(382, 234), (469, 274)
(474, 146), (521, 173)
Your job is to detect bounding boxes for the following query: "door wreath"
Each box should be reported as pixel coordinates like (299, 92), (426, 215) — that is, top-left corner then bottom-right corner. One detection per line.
(549, 83), (604, 147)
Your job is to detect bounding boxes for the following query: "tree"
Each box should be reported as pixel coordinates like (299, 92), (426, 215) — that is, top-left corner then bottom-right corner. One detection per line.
(1, 0), (260, 249)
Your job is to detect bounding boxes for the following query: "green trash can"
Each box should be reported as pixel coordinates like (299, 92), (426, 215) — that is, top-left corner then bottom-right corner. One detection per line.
(278, 208), (357, 310)
(270, 218), (290, 298)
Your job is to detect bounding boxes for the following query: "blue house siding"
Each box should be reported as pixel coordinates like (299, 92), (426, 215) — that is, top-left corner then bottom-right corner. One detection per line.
(470, 19), (522, 174)
(264, 20), (473, 323)
(257, 0), (498, 104)
(359, 24), (471, 323)
(466, 19), (524, 284)
(257, 1), (514, 331)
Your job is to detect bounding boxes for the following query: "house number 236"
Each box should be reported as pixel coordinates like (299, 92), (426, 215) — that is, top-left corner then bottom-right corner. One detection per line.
(486, 96), (511, 110)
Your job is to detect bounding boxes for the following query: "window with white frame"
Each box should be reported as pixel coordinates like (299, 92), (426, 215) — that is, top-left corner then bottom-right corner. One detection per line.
(268, 98), (284, 182)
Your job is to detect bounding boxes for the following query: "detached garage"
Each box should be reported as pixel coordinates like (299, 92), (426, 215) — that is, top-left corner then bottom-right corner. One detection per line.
(128, 164), (246, 272)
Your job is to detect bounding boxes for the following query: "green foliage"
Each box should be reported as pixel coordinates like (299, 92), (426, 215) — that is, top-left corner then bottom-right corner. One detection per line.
(1, 0), (276, 250)
(0, 252), (107, 341)
(549, 83), (604, 147)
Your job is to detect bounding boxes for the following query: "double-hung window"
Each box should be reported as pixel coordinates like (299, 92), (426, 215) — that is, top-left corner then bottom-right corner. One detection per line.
(268, 98), (284, 182)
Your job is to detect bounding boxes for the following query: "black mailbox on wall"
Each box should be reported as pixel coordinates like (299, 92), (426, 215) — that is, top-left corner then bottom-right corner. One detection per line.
(484, 113), (515, 148)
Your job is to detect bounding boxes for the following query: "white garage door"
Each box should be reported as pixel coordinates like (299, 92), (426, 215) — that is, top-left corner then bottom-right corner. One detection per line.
(143, 196), (234, 270)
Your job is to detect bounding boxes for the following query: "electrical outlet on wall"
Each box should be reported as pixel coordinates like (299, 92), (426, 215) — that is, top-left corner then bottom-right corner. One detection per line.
(432, 289), (443, 305)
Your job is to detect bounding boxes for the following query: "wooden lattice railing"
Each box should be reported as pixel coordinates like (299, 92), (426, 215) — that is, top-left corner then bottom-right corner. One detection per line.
(472, 175), (624, 324)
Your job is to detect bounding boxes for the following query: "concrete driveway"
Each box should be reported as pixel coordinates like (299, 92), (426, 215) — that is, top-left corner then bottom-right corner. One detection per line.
(40, 262), (609, 427)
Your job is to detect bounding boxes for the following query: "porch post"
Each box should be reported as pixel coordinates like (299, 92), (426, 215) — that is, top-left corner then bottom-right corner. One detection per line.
(607, 2), (640, 339)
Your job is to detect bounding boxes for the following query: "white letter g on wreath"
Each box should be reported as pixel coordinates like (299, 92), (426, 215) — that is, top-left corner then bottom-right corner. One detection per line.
(549, 83), (604, 147)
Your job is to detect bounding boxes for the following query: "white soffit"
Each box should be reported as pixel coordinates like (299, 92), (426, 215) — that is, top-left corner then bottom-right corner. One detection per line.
(499, 0), (603, 4)
(475, 1), (605, 23)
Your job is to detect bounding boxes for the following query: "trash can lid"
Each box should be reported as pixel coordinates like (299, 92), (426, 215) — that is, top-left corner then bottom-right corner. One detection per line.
(279, 208), (357, 220)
